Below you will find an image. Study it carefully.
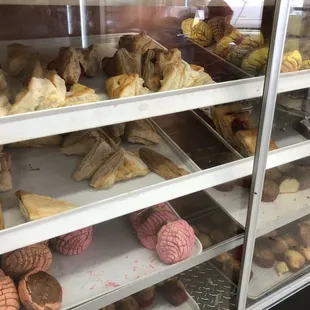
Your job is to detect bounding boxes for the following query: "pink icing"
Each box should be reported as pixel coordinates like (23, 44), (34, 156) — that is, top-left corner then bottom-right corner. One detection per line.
(156, 219), (195, 265)
(136, 210), (177, 250)
(51, 226), (93, 255)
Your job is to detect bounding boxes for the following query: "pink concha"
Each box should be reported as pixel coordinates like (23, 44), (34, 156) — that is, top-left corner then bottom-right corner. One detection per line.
(51, 226), (93, 255)
(156, 219), (195, 265)
(129, 208), (148, 229)
(136, 210), (177, 250)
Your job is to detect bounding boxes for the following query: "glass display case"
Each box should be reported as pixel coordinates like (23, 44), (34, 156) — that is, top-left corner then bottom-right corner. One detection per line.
(0, 0), (309, 309)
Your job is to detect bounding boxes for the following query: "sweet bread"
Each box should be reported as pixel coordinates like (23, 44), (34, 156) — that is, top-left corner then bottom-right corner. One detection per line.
(281, 50), (302, 73)
(241, 47), (269, 75)
(190, 21), (213, 46)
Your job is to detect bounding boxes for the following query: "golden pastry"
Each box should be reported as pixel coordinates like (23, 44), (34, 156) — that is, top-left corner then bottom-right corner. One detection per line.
(119, 32), (157, 54)
(106, 74), (150, 99)
(73, 139), (112, 181)
(241, 47), (269, 76)
(181, 18), (200, 37)
(234, 128), (278, 157)
(214, 28), (243, 57)
(77, 44), (101, 77)
(17, 190), (77, 221)
(190, 21), (213, 46)
(139, 147), (189, 180)
(301, 59), (310, 70)
(207, 17), (226, 42)
(0, 152), (12, 192)
(0, 94), (11, 116)
(281, 50), (302, 73)
(65, 83), (99, 106)
(275, 261), (289, 276)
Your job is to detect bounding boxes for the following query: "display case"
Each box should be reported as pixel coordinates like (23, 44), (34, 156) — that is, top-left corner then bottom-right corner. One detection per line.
(0, 0), (309, 309)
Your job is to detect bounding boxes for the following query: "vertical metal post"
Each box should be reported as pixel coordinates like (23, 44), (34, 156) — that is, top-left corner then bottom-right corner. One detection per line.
(79, 0), (88, 48)
(236, 1), (291, 309)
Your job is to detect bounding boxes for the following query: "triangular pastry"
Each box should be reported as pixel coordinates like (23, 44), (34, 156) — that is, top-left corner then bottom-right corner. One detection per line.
(77, 44), (101, 77)
(73, 139), (112, 181)
(210, 103), (244, 135)
(125, 119), (161, 145)
(119, 32), (157, 54)
(106, 74), (150, 99)
(64, 83), (99, 106)
(115, 151), (149, 182)
(16, 190), (77, 221)
(96, 128), (120, 152)
(61, 130), (99, 156)
(219, 112), (254, 147)
(0, 152), (12, 192)
(234, 128), (278, 156)
(90, 148), (125, 189)
(0, 95), (11, 116)
(107, 123), (126, 138)
(9, 135), (63, 148)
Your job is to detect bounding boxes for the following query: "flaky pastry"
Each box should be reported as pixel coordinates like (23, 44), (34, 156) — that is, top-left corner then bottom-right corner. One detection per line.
(65, 83), (99, 106)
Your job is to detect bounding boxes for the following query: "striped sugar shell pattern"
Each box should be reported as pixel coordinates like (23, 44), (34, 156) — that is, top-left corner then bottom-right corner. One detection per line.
(156, 219), (195, 265)
(51, 226), (93, 255)
(0, 275), (20, 309)
(1, 244), (52, 278)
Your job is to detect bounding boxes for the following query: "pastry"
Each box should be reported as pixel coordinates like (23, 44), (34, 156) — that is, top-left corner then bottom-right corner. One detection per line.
(299, 223), (310, 246)
(284, 250), (306, 272)
(276, 176), (300, 193)
(281, 50), (302, 73)
(278, 163), (295, 174)
(136, 210), (177, 250)
(117, 297), (140, 310)
(159, 62), (210, 92)
(218, 112), (255, 147)
(159, 279), (188, 306)
(0, 69), (10, 99)
(181, 18), (196, 37)
(239, 33), (264, 50)
(125, 119), (161, 145)
(262, 180), (279, 203)
(265, 168), (282, 181)
(107, 123), (126, 138)
(16, 190), (77, 221)
(253, 244), (275, 268)
(268, 237), (289, 260)
(64, 83), (99, 106)
(106, 74), (150, 99)
(96, 128), (120, 152)
(297, 245), (310, 261)
(189, 64), (215, 86)
(115, 150), (149, 182)
(210, 228), (228, 243)
(119, 32), (157, 54)
(7, 43), (40, 77)
(156, 219), (195, 264)
(297, 171), (310, 190)
(222, 258), (241, 283)
(73, 139), (111, 181)
(0, 94), (11, 116)
(90, 148), (125, 189)
(226, 45), (251, 67)
(275, 261), (289, 276)
(139, 147), (189, 180)
(102, 48), (142, 77)
(10, 76), (66, 115)
(210, 103), (244, 135)
(77, 44), (101, 77)
(215, 252), (234, 264)
(241, 47), (269, 75)
(0, 152), (12, 192)
(9, 135), (63, 148)
(18, 270), (62, 310)
(101, 305), (116, 310)
(234, 128), (278, 157)
(61, 130), (100, 156)
(1, 243), (52, 278)
(0, 273), (20, 309)
(196, 220), (212, 235)
(53, 46), (81, 85)
(301, 59), (310, 70)
(214, 36), (234, 57)
(198, 232), (212, 249)
(133, 286), (155, 307)
(207, 17), (226, 42)
(51, 226), (93, 255)
(282, 233), (298, 247)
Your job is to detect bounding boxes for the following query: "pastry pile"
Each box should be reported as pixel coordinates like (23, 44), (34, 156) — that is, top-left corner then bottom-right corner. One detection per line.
(104, 279), (189, 309)
(129, 203), (195, 265)
(254, 215), (310, 277)
(181, 9), (309, 76)
(104, 32), (215, 98)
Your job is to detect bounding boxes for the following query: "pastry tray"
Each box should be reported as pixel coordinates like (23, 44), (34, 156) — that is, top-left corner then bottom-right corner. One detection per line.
(47, 215), (202, 309)
(0, 120), (200, 251)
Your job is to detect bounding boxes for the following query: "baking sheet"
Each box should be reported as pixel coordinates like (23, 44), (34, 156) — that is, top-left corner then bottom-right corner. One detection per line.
(47, 216), (202, 310)
(0, 123), (199, 231)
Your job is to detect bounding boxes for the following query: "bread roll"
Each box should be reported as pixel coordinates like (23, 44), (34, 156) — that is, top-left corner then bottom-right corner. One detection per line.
(262, 180), (279, 203)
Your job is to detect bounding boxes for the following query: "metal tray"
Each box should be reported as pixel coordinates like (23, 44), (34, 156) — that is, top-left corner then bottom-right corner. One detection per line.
(47, 213), (202, 309)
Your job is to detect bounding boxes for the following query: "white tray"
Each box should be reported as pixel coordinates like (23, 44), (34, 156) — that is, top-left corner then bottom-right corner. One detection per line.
(47, 216), (202, 310)
(0, 122), (199, 254)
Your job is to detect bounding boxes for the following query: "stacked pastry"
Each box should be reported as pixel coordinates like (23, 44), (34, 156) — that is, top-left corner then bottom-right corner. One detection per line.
(129, 203), (195, 265)
(180, 8), (306, 76)
(103, 32), (215, 99)
(254, 215), (310, 277)
(103, 279), (189, 309)
(0, 242), (63, 310)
